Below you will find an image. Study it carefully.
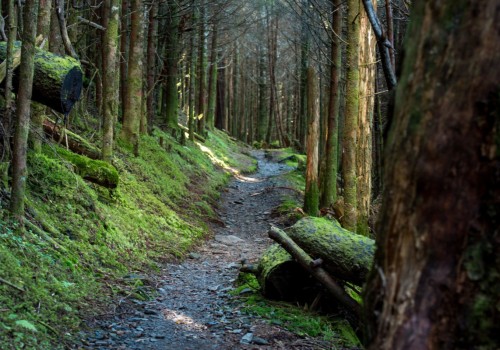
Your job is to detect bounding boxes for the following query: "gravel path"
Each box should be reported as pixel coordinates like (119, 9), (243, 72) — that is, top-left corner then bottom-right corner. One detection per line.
(76, 151), (331, 350)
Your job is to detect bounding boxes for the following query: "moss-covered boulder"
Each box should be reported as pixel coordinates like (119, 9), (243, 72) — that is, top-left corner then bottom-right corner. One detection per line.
(286, 217), (374, 285)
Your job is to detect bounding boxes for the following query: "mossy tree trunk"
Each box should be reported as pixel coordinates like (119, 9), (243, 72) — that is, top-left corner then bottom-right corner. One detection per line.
(341, 0), (360, 232)
(356, 0), (376, 236)
(320, 0), (342, 209)
(364, 2), (500, 349)
(10, 0), (39, 220)
(303, 67), (320, 216)
(119, 0), (143, 150)
(101, 0), (120, 162)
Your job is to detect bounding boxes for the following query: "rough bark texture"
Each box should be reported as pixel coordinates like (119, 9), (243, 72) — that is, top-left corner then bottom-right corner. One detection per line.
(303, 67), (320, 216)
(101, 0), (120, 162)
(356, 0), (376, 235)
(364, 2), (500, 349)
(287, 217), (374, 286)
(320, 0), (342, 209)
(341, 0), (360, 231)
(119, 0), (143, 148)
(0, 42), (82, 114)
(10, 0), (39, 218)
(206, 23), (218, 130)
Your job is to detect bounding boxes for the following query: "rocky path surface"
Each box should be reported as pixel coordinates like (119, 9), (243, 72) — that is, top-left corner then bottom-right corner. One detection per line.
(77, 151), (331, 349)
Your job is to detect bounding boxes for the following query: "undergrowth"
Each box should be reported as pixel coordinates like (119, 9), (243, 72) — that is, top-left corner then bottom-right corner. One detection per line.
(233, 273), (361, 348)
(0, 128), (254, 349)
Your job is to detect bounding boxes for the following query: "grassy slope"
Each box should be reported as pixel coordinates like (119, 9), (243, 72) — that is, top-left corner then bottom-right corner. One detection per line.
(0, 129), (255, 349)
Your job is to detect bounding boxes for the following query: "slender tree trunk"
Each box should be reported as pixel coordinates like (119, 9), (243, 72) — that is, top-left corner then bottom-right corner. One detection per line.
(101, 0), (120, 162)
(215, 53), (226, 131)
(384, 0), (395, 69)
(365, 2), (500, 349)
(341, 0), (361, 231)
(303, 67), (320, 216)
(206, 22), (218, 130)
(257, 44), (267, 142)
(10, 0), (39, 220)
(196, 0), (206, 135)
(163, 0), (180, 131)
(146, 0), (158, 133)
(321, 0), (342, 209)
(119, 0), (143, 151)
(2, 0), (17, 157)
(119, 0), (129, 115)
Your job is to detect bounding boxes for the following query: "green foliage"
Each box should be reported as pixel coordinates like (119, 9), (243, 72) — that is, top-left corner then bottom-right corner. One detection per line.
(0, 128), (254, 349)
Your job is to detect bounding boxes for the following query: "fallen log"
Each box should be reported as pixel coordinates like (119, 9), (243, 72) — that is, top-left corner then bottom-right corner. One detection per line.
(286, 217), (374, 286)
(55, 147), (119, 188)
(43, 118), (101, 159)
(0, 41), (82, 114)
(255, 243), (316, 301)
(269, 226), (361, 317)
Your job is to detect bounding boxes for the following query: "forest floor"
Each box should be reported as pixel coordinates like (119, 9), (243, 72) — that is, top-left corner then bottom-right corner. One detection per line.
(74, 150), (343, 350)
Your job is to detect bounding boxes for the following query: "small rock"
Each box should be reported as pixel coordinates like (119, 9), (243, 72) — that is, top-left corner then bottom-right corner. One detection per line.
(241, 332), (253, 344)
(188, 252), (202, 260)
(239, 288), (253, 295)
(215, 235), (244, 245)
(153, 334), (166, 339)
(230, 329), (243, 334)
(252, 336), (270, 345)
(208, 285), (219, 292)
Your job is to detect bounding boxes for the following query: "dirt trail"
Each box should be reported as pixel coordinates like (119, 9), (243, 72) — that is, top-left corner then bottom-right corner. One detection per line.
(77, 151), (330, 349)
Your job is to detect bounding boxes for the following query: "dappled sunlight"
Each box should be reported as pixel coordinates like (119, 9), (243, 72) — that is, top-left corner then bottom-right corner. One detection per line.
(161, 308), (207, 332)
(195, 141), (261, 183)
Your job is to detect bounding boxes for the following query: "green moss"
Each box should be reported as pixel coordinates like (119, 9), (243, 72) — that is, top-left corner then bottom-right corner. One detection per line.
(304, 181), (319, 216)
(0, 126), (254, 349)
(240, 294), (360, 346)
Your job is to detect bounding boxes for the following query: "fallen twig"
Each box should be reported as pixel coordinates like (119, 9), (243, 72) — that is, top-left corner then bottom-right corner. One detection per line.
(0, 277), (25, 292)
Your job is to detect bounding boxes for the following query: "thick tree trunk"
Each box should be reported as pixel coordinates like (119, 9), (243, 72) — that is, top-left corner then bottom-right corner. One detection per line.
(10, 0), (39, 219)
(146, 0), (158, 133)
(303, 67), (320, 216)
(120, 0), (144, 149)
(364, 2), (500, 349)
(196, 0), (206, 136)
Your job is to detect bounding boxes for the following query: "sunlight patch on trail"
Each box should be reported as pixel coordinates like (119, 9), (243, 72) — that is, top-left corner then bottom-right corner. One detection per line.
(162, 308), (207, 331)
(196, 142), (262, 183)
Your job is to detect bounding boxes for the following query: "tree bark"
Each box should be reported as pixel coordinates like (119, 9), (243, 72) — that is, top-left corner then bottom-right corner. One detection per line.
(364, 2), (500, 349)
(10, 0), (39, 220)
(341, 0), (360, 231)
(101, 0), (120, 162)
(119, 0), (144, 150)
(303, 67), (320, 216)
(146, 0), (158, 134)
(320, 0), (342, 209)
(206, 22), (218, 130)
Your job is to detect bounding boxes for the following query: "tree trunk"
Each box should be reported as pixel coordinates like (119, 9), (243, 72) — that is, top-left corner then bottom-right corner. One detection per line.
(119, 0), (129, 114)
(356, 0), (377, 236)
(206, 22), (217, 130)
(303, 67), (320, 216)
(320, 0), (342, 209)
(341, 0), (361, 231)
(146, 0), (158, 134)
(101, 0), (120, 162)
(119, 0), (143, 150)
(364, 2), (500, 349)
(10, 0), (39, 220)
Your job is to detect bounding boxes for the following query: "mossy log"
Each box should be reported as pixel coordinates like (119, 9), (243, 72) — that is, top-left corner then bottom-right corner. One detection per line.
(43, 118), (101, 159)
(286, 217), (374, 286)
(0, 41), (82, 114)
(269, 226), (361, 316)
(56, 147), (119, 188)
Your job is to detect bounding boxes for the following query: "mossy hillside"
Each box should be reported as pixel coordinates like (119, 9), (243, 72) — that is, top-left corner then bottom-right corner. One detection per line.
(0, 128), (253, 349)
